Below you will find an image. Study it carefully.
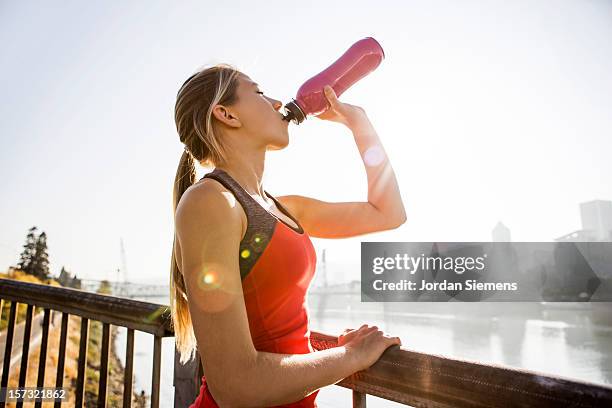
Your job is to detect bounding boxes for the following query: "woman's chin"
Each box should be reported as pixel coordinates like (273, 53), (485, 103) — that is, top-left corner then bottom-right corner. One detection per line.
(267, 138), (289, 151)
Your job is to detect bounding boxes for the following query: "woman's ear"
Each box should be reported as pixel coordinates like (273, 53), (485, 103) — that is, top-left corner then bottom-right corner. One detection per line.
(211, 105), (241, 128)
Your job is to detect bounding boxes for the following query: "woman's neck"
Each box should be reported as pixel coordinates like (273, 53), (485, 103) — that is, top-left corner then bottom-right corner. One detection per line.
(215, 163), (266, 198)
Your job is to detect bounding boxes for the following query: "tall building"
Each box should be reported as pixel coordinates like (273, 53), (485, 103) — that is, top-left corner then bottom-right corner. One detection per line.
(581, 200), (612, 240)
(492, 221), (511, 242)
(556, 199), (612, 242)
(313, 247), (328, 288)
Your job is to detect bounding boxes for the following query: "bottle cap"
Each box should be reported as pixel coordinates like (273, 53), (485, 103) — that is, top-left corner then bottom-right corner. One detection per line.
(282, 100), (306, 125)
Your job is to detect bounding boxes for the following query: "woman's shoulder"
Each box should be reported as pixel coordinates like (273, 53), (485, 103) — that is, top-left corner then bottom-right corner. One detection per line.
(188, 175), (228, 195)
(176, 179), (246, 238)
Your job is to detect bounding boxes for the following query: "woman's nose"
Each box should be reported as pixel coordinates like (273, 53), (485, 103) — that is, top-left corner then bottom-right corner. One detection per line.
(270, 98), (282, 111)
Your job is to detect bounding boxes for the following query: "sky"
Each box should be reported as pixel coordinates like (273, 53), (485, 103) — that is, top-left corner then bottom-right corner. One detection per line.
(1, 0), (611, 284)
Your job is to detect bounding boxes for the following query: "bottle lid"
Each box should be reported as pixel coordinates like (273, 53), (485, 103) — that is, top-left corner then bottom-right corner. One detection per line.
(282, 100), (306, 125)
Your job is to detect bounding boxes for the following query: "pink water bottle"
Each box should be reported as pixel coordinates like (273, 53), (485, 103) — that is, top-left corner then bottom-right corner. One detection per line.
(282, 37), (385, 125)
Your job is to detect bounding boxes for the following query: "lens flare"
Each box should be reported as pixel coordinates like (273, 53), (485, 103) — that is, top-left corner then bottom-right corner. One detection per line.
(363, 145), (386, 167)
(203, 272), (216, 284)
(197, 269), (222, 290)
(251, 233), (267, 252)
(144, 306), (168, 323)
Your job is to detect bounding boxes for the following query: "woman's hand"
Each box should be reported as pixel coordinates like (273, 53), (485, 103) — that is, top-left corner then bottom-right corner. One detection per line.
(338, 324), (402, 372)
(315, 85), (370, 130)
(337, 325), (367, 347)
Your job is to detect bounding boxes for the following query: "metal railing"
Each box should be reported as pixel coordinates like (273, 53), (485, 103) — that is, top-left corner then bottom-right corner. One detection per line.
(0, 278), (171, 407)
(2, 278), (612, 407)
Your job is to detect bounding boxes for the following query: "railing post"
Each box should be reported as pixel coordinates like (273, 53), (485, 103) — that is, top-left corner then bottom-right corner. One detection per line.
(123, 328), (134, 408)
(353, 391), (367, 407)
(151, 335), (162, 408)
(0, 301), (17, 408)
(98, 322), (111, 407)
(75, 317), (89, 408)
(34, 308), (51, 408)
(16, 304), (34, 408)
(54, 312), (69, 408)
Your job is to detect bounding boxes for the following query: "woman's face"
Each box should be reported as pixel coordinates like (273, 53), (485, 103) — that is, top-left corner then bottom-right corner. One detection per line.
(230, 74), (290, 151)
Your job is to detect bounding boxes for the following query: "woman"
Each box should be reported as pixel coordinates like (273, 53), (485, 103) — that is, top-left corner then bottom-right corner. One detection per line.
(171, 63), (406, 407)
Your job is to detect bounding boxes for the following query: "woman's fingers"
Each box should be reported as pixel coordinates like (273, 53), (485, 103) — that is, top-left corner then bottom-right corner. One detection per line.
(323, 85), (338, 104)
(343, 324), (403, 349)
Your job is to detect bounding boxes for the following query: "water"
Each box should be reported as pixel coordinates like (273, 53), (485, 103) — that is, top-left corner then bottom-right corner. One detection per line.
(114, 294), (612, 407)
(114, 312), (176, 405)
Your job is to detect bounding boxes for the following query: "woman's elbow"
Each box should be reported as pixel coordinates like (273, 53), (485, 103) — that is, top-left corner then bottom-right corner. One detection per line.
(386, 213), (407, 230)
(207, 381), (251, 407)
(207, 373), (265, 407)
(210, 381), (300, 407)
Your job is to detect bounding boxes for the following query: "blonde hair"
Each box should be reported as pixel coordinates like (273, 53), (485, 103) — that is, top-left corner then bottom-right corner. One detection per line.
(171, 63), (242, 364)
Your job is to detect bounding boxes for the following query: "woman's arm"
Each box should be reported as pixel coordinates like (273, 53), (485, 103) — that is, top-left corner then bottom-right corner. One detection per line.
(277, 86), (406, 239)
(175, 183), (363, 406)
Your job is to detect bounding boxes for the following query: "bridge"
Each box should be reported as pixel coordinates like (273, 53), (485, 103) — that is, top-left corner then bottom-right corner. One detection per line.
(77, 279), (361, 300)
(78, 279), (169, 299)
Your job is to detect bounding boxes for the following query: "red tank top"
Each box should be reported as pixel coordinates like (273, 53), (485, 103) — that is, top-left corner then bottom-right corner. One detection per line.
(189, 168), (319, 408)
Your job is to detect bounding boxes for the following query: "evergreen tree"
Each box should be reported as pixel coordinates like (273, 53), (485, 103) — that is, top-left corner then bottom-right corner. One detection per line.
(16, 226), (51, 280)
(17, 226), (38, 275)
(32, 231), (50, 280)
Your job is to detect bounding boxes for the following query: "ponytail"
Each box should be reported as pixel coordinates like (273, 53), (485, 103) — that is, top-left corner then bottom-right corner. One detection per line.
(170, 64), (241, 364)
(170, 149), (198, 364)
